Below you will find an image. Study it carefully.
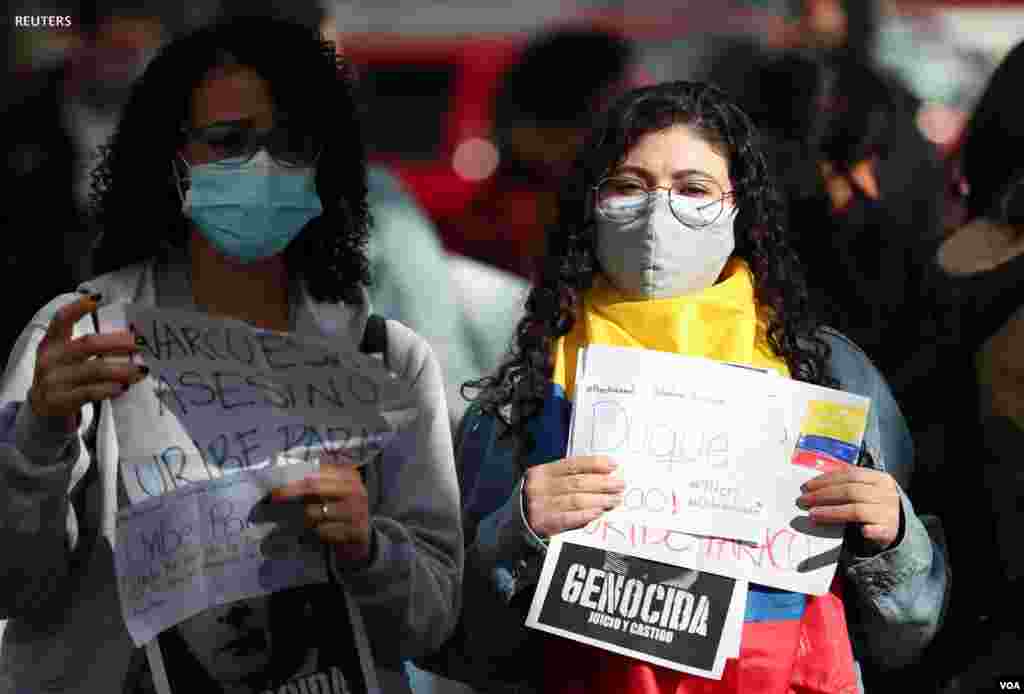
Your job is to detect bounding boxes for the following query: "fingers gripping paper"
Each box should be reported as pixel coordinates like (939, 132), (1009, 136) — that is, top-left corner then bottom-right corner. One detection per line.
(97, 304), (414, 678)
(562, 345), (870, 597)
(525, 346), (871, 680)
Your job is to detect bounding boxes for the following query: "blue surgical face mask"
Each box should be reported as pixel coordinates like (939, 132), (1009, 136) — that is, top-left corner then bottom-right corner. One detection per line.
(180, 149), (322, 264)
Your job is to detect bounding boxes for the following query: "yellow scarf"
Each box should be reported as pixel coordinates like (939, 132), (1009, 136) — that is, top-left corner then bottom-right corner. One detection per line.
(552, 258), (790, 398)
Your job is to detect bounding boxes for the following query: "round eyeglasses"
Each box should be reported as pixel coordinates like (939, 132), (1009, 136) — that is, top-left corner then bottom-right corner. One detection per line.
(181, 119), (321, 168)
(593, 176), (736, 228)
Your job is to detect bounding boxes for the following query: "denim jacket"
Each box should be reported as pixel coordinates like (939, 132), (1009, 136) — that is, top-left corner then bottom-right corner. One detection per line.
(424, 328), (949, 693)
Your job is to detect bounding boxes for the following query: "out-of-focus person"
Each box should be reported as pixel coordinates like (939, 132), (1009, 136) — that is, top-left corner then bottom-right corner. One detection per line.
(702, 0), (881, 102)
(0, 4), (167, 359)
(735, 52), (947, 403)
(925, 39), (1024, 693)
(784, 0), (880, 63)
(703, 1), (944, 254)
(736, 60), (955, 693)
(364, 164), (528, 428)
(435, 27), (637, 280)
(314, 0), (530, 428)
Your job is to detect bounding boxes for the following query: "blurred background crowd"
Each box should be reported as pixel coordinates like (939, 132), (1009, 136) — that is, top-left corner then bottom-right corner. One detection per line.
(4, 1), (1024, 692)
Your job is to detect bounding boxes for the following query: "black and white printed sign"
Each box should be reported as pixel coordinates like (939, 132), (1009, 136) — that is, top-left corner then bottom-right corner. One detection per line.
(526, 538), (746, 678)
(124, 583), (376, 694)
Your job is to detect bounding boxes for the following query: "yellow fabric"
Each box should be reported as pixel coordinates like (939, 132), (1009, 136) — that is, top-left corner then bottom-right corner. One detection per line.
(552, 258), (790, 399)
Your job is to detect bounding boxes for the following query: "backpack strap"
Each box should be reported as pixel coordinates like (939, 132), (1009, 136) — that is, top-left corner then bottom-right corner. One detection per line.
(358, 314), (387, 356)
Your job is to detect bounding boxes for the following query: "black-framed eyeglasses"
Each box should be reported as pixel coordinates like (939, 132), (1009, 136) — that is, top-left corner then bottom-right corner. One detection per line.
(592, 176), (736, 228)
(180, 119), (321, 168)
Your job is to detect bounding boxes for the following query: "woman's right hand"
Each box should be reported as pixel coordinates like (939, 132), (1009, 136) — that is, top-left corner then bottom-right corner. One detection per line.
(524, 455), (625, 538)
(27, 293), (145, 430)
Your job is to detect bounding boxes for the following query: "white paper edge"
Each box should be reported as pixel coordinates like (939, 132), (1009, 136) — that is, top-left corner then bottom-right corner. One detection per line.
(146, 640), (173, 694)
(721, 579), (747, 659)
(566, 346), (588, 457)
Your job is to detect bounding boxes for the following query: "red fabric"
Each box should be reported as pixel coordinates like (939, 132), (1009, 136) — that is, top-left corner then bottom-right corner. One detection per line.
(541, 577), (858, 694)
(790, 578), (859, 694)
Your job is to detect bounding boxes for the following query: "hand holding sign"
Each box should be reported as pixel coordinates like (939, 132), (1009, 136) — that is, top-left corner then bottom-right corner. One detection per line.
(798, 466), (902, 551)
(271, 457), (373, 565)
(525, 455), (625, 538)
(29, 293), (145, 428)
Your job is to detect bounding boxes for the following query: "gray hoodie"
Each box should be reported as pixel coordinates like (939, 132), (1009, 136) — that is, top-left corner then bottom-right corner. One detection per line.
(0, 254), (463, 693)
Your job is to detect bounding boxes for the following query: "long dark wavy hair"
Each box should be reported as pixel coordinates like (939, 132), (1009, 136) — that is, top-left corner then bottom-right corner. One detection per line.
(89, 16), (370, 302)
(466, 81), (830, 454)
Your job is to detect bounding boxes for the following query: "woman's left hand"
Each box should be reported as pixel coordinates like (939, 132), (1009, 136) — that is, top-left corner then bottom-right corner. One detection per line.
(797, 466), (902, 551)
(271, 459), (372, 565)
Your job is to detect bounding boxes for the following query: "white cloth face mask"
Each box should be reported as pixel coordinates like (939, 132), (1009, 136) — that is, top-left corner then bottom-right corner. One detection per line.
(595, 191), (737, 299)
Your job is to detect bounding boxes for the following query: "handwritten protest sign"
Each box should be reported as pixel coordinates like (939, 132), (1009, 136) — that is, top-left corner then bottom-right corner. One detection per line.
(95, 303), (416, 652)
(564, 476), (841, 596)
(568, 346), (791, 543)
(526, 538), (746, 678)
(564, 374), (871, 596)
(115, 461), (325, 646)
(97, 304), (415, 505)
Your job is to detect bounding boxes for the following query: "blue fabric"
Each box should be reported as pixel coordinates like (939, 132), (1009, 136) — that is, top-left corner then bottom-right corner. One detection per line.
(524, 382), (572, 468)
(744, 586), (808, 622)
(798, 435), (861, 464)
(461, 414), (513, 527)
(0, 401), (20, 443)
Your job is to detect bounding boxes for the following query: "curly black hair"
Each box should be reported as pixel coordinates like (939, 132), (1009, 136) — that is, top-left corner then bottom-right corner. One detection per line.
(466, 81), (830, 454)
(89, 15), (370, 302)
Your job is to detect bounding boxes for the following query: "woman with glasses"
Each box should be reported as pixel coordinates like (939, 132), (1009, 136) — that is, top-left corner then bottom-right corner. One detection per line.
(435, 82), (946, 693)
(0, 16), (461, 694)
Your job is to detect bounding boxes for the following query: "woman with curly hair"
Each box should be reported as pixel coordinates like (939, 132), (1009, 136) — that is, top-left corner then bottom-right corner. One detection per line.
(438, 82), (947, 693)
(0, 16), (460, 694)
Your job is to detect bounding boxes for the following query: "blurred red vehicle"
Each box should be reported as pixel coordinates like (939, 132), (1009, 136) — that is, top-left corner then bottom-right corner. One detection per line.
(342, 33), (525, 224)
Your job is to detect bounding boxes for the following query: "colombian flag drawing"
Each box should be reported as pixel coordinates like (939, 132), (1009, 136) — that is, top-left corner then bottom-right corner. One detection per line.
(791, 401), (869, 474)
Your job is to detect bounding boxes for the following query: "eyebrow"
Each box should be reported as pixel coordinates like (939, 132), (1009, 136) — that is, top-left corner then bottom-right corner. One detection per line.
(190, 110), (283, 133)
(613, 165), (720, 181)
(192, 117), (255, 131)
